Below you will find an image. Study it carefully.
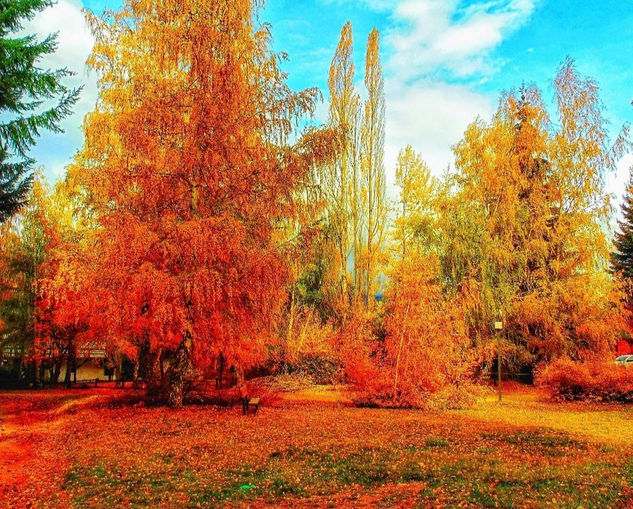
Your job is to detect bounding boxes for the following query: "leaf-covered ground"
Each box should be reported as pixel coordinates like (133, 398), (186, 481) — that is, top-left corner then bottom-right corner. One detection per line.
(1, 386), (633, 508)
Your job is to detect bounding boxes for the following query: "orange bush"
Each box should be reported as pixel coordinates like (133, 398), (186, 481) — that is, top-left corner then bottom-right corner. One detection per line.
(337, 308), (389, 394)
(536, 357), (633, 402)
(344, 256), (479, 409)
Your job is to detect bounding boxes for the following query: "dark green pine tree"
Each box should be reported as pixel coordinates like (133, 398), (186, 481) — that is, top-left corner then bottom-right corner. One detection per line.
(612, 172), (633, 279)
(0, 0), (80, 223)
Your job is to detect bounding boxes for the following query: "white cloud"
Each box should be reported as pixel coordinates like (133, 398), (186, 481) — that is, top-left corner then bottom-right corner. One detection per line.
(386, 0), (535, 80)
(375, 0), (536, 191)
(19, 0), (97, 181)
(609, 155), (632, 198)
(608, 154), (633, 222)
(384, 78), (493, 189)
(322, 0), (399, 12)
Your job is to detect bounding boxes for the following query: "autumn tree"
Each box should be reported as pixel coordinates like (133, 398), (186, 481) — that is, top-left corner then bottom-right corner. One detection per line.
(524, 59), (629, 361)
(276, 128), (341, 366)
(0, 0), (79, 223)
(393, 145), (437, 261)
(382, 254), (477, 408)
(360, 28), (387, 307)
(34, 178), (96, 388)
(71, 0), (326, 407)
(352, 145), (474, 408)
(447, 60), (629, 369)
(317, 23), (388, 312)
(0, 174), (51, 385)
(324, 21), (361, 307)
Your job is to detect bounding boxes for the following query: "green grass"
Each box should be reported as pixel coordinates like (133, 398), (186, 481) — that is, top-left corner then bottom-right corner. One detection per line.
(64, 464), (174, 507)
(424, 437), (449, 448)
(63, 432), (631, 508)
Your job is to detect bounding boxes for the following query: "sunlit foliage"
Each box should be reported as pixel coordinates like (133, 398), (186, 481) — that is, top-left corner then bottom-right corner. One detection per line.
(444, 60), (629, 370)
(67, 0), (327, 407)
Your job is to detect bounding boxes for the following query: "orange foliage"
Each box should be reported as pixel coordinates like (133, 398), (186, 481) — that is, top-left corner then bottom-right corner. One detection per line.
(337, 308), (385, 392)
(66, 0), (330, 405)
(342, 255), (479, 408)
(515, 274), (628, 362)
(536, 357), (633, 402)
(382, 255), (478, 407)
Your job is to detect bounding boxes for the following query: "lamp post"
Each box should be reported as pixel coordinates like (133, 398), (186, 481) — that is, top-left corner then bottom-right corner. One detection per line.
(494, 313), (503, 402)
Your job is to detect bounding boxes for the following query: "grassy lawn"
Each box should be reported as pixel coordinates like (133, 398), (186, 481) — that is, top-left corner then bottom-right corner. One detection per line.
(1, 386), (632, 508)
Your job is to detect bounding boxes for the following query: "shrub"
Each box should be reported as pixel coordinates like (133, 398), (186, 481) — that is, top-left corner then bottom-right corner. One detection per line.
(339, 258), (480, 410)
(254, 373), (314, 392)
(337, 309), (387, 391)
(536, 357), (633, 402)
(352, 382), (479, 410)
(279, 355), (343, 385)
(282, 308), (337, 363)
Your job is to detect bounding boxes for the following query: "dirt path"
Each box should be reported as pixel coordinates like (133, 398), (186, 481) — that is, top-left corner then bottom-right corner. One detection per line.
(0, 421), (32, 496)
(0, 391), (123, 508)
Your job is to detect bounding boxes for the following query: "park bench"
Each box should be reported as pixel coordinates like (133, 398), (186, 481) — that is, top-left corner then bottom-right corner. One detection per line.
(75, 378), (99, 388)
(246, 397), (260, 414)
(239, 385), (260, 415)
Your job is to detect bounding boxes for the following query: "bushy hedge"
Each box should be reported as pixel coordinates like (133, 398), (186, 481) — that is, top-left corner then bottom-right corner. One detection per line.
(536, 358), (633, 402)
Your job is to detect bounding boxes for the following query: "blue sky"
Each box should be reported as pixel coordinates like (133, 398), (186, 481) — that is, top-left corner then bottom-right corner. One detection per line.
(23, 0), (633, 210)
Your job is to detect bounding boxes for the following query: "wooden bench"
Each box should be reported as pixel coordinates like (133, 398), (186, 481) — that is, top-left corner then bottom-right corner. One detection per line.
(241, 395), (260, 415)
(247, 397), (260, 414)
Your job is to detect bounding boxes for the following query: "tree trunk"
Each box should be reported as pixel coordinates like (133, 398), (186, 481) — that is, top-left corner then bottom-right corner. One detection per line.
(65, 340), (76, 389)
(16, 355), (23, 386)
(159, 349), (166, 386)
(393, 303), (410, 394)
(34, 358), (41, 388)
(33, 334), (41, 388)
(51, 357), (61, 384)
(146, 351), (162, 399)
(132, 360), (139, 388)
(113, 351), (123, 383)
(64, 358), (71, 388)
(167, 334), (194, 409)
(286, 287), (296, 356)
(216, 353), (225, 388)
(139, 336), (162, 399)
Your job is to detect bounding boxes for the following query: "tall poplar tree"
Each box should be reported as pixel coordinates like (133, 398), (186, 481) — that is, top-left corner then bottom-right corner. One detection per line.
(0, 0), (80, 223)
(361, 28), (386, 306)
(326, 21), (360, 306)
